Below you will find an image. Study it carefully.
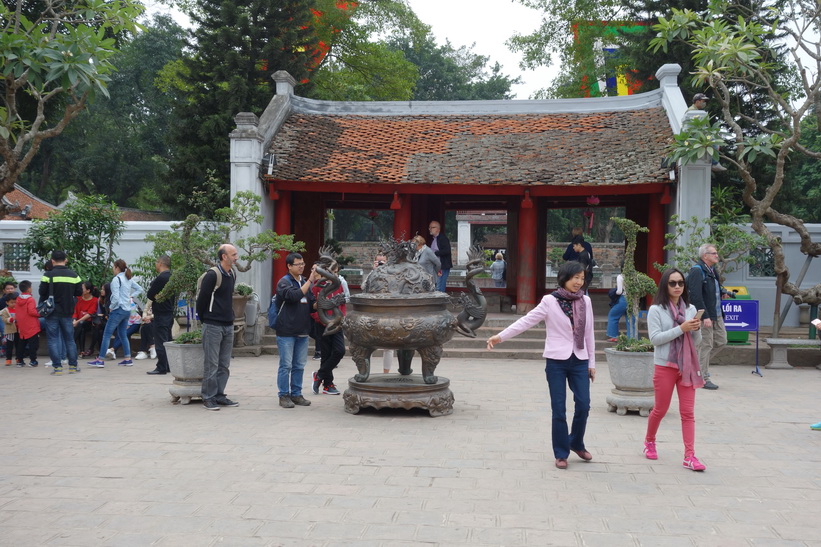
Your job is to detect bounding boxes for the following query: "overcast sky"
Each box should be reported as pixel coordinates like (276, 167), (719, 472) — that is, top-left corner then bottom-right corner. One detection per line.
(143, 0), (558, 99)
(406, 0), (558, 99)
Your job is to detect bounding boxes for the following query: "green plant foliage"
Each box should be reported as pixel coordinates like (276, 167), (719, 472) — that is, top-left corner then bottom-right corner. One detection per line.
(138, 192), (304, 325)
(234, 283), (253, 296)
(613, 334), (654, 352)
(0, 0), (144, 214)
(23, 195), (124, 289)
(611, 217), (657, 339)
(174, 329), (202, 344)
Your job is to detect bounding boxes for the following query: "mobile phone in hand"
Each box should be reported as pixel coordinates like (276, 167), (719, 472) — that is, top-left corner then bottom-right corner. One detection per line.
(694, 309), (705, 320)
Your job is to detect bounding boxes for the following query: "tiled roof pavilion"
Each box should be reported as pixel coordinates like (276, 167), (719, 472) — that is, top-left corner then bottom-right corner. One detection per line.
(235, 65), (707, 311)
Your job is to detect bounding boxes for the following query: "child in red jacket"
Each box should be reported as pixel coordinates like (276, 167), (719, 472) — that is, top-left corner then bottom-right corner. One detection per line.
(15, 281), (41, 367)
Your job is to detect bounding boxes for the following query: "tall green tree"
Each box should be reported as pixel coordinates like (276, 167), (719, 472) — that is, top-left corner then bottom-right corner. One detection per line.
(16, 15), (187, 208)
(0, 0), (144, 216)
(165, 0), (316, 217)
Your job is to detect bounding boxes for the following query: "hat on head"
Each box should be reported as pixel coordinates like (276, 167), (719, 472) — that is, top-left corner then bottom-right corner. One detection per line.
(693, 93), (709, 101)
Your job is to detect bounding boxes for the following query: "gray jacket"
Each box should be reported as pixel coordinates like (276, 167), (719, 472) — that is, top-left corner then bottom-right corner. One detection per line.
(647, 303), (702, 367)
(416, 245), (441, 279)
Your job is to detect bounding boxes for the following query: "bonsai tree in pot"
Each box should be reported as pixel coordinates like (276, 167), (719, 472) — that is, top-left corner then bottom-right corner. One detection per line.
(605, 218), (658, 416)
(136, 191), (304, 331)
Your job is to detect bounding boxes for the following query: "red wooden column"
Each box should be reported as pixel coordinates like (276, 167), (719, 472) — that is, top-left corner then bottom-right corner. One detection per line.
(273, 190), (292, 289)
(393, 194), (411, 240)
(647, 194), (665, 285)
(516, 199), (538, 313)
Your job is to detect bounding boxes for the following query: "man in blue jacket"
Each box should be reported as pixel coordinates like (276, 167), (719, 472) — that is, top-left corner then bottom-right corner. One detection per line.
(275, 252), (320, 408)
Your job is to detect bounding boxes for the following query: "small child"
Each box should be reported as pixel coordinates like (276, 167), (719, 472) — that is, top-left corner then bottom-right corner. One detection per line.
(16, 281), (41, 367)
(0, 292), (20, 366)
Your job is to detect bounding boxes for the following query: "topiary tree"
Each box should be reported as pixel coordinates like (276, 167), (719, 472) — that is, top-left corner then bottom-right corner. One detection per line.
(612, 217), (657, 340)
(23, 195), (124, 289)
(136, 191), (304, 328)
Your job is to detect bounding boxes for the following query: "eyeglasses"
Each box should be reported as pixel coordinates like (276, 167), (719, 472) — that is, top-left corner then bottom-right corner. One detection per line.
(290, 262), (305, 267)
(668, 280), (685, 287)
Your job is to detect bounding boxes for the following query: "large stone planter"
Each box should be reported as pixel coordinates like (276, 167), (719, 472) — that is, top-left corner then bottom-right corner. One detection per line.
(232, 295), (249, 347)
(604, 347), (655, 417)
(165, 341), (204, 405)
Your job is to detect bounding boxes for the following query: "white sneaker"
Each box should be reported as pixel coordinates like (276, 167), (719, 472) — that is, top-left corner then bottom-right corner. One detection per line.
(105, 349), (115, 360)
(61, 360), (68, 367)
(45, 360), (53, 367)
(149, 347), (157, 359)
(135, 351), (148, 360)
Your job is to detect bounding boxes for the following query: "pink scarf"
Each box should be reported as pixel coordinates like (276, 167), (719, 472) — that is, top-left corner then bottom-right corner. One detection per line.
(667, 301), (705, 388)
(553, 287), (587, 350)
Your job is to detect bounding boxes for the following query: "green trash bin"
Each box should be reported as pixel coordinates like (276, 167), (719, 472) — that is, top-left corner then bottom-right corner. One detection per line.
(724, 286), (750, 345)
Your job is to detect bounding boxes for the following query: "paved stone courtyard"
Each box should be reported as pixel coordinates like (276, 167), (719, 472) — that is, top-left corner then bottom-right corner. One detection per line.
(0, 355), (819, 546)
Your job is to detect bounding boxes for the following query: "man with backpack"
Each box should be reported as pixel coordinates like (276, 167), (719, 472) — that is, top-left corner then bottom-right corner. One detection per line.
(195, 244), (238, 410)
(686, 243), (735, 390)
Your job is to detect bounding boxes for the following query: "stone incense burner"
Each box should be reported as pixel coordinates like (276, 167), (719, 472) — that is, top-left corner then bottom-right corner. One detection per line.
(316, 240), (487, 416)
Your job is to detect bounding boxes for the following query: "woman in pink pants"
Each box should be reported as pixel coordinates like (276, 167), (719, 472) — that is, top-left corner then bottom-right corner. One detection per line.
(645, 268), (706, 471)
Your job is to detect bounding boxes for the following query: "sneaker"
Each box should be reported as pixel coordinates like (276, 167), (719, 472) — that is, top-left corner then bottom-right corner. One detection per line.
(290, 395), (311, 406)
(312, 352), (321, 360)
(312, 370), (321, 395)
(810, 421), (821, 431)
(644, 441), (658, 460)
(50, 367), (63, 375)
(118, 359), (133, 366)
(87, 359), (105, 368)
(69, 366), (80, 374)
(279, 395), (295, 408)
(61, 360), (68, 367)
(135, 351), (149, 360)
(203, 399), (220, 411)
(44, 360), (53, 367)
(703, 380), (719, 390)
(105, 348), (116, 360)
(15, 362), (25, 367)
(711, 163), (728, 173)
(149, 347), (157, 359)
(4, 360), (10, 366)
(323, 384), (341, 395)
(216, 398), (239, 407)
(607, 337), (618, 342)
(683, 456), (706, 471)
(28, 361), (38, 367)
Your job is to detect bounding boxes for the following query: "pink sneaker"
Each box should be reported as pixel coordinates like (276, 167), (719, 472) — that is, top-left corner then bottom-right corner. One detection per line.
(643, 442), (658, 460)
(683, 455), (706, 471)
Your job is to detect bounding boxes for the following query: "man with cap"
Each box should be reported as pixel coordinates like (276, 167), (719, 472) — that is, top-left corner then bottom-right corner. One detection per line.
(688, 93), (727, 173)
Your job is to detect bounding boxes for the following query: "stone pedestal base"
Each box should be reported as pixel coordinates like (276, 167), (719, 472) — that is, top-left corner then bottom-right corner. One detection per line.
(606, 390), (654, 417)
(169, 381), (202, 405)
(343, 374), (453, 417)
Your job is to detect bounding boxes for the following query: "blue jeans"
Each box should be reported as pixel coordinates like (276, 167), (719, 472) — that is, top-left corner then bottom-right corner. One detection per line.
(276, 335), (308, 397)
(45, 316), (78, 367)
(41, 317), (66, 360)
(98, 308), (131, 359)
(545, 354), (591, 459)
(201, 323), (234, 401)
(111, 323), (140, 351)
(436, 268), (450, 292)
(606, 295), (634, 339)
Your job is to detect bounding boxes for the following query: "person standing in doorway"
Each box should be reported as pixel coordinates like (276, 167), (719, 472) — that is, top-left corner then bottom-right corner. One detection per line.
(429, 220), (452, 292)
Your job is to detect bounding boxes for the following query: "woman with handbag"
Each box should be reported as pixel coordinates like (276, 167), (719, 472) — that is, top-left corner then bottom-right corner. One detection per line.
(88, 260), (141, 368)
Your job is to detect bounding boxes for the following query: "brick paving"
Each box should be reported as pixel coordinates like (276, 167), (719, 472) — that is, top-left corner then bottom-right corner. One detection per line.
(0, 353), (819, 546)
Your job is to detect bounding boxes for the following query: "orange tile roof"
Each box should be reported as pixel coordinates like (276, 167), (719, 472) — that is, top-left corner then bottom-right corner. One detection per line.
(269, 108), (672, 186)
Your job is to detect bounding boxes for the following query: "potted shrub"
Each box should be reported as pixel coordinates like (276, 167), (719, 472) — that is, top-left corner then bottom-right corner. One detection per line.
(166, 330), (205, 405)
(604, 218), (658, 416)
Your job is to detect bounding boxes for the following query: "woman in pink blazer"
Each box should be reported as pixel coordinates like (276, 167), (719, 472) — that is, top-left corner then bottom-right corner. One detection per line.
(487, 261), (596, 469)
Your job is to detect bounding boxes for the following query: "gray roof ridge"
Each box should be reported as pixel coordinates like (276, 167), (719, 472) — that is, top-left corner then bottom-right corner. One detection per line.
(290, 88), (664, 116)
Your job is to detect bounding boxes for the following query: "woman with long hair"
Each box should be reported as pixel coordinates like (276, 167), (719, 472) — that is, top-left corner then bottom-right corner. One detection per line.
(645, 268), (706, 471)
(88, 259), (140, 367)
(72, 282), (99, 357)
(486, 261), (596, 469)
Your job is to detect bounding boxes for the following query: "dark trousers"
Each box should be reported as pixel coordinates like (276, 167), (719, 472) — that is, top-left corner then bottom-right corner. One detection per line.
(20, 333), (39, 362)
(74, 321), (95, 352)
(545, 354), (591, 459)
(4, 333), (20, 362)
(153, 314), (173, 373)
(315, 323), (345, 386)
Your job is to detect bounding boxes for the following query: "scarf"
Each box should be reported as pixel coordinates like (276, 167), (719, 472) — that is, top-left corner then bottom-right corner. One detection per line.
(553, 287), (587, 350)
(667, 300), (705, 388)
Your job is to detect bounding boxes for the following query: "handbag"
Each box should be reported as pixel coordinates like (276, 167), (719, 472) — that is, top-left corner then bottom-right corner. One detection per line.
(36, 273), (55, 318)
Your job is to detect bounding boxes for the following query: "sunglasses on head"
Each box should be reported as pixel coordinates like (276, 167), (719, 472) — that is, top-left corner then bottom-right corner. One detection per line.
(668, 280), (685, 287)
